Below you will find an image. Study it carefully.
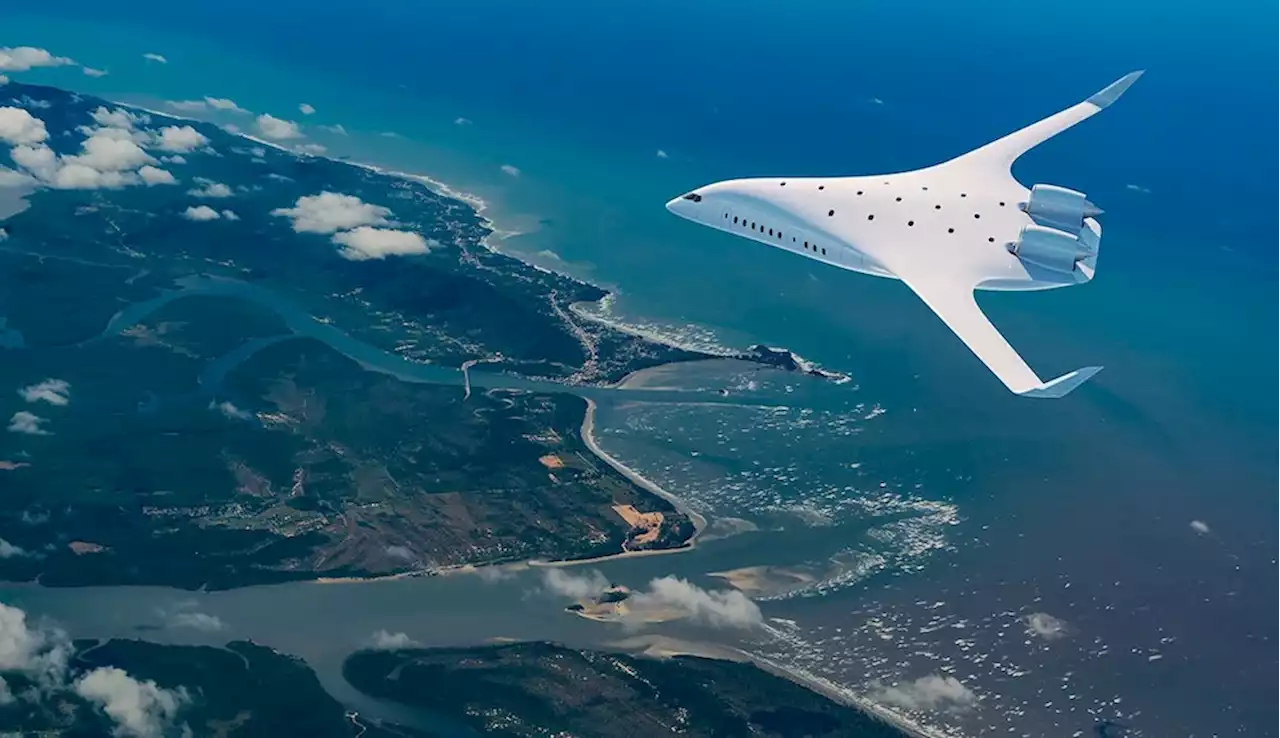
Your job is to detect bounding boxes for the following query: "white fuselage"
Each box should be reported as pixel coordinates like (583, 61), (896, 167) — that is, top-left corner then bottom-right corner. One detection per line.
(666, 170), (1100, 292)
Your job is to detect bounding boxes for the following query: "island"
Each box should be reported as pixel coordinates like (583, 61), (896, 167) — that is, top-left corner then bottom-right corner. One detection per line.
(342, 641), (914, 738)
(0, 80), (792, 590)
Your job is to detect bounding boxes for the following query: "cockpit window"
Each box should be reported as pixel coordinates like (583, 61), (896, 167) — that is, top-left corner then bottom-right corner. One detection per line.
(681, 193), (703, 202)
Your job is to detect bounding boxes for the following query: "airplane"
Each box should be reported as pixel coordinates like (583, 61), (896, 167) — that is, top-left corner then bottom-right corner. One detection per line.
(665, 71), (1143, 399)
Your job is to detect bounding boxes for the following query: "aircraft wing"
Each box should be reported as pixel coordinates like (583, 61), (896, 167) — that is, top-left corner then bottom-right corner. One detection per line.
(886, 264), (1102, 398)
(953, 71), (1144, 173)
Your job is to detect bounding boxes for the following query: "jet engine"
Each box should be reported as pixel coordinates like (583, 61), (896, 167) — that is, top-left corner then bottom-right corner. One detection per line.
(1007, 224), (1096, 276)
(1020, 184), (1102, 232)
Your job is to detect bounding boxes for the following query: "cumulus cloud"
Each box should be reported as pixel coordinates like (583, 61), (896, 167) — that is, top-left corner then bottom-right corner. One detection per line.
(656, 149), (668, 159)
(0, 106), (49, 145)
(8, 411), (50, 435)
(1024, 612), (1069, 640)
(205, 97), (247, 114)
(254, 113), (302, 141)
(154, 125), (208, 153)
(160, 155), (186, 165)
(0, 167), (33, 187)
(628, 576), (762, 629)
(871, 675), (977, 712)
(89, 106), (147, 132)
(0, 602), (71, 681)
(540, 571), (761, 629)
(298, 103), (315, 115)
(220, 209), (239, 221)
(294, 142), (327, 156)
(369, 630), (419, 650)
(271, 192), (391, 234)
(182, 205), (221, 221)
(142, 53), (167, 64)
(138, 166), (176, 186)
(332, 227), (429, 261)
(18, 378), (70, 406)
(0, 47), (74, 73)
(454, 117), (471, 126)
(0, 538), (28, 559)
(543, 569), (611, 600)
(1190, 520), (1210, 535)
(169, 612), (224, 633)
(319, 124), (347, 136)
(210, 400), (251, 420)
(74, 666), (187, 738)
(165, 100), (207, 114)
(61, 133), (156, 174)
(82, 67), (108, 78)
(500, 164), (520, 177)
(187, 179), (233, 198)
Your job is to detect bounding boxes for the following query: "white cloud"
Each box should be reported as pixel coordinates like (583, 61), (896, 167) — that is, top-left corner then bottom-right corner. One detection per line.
(168, 611), (225, 632)
(82, 67), (108, 78)
(205, 97), (247, 114)
(74, 666), (187, 738)
(628, 576), (762, 629)
(500, 164), (520, 177)
(254, 113), (302, 141)
(11, 143), (58, 180)
(0, 677), (12, 704)
(319, 124), (347, 136)
(138, 166), (176, 186)
(142, 53), (167, 64)
(210, 400), (251, 420)
(0, 47), (74, 73)
(1125, 183), (1152, 194)
(332, 227), (429, 261)
(182, 205), (221, 222)
(0, 106), (49, 145)
(1024, 612), (1069, 640)
(271, 192), (391, 234)
(8, 411), (50, 435)
(0, 75), (8, 86)
(18, 378), (70, 406)
(871, 675), (977, 712)
(542, 569), (611, 600)
(49, 163), (134, 190)
(220, 210), (239, 221)
(454, 117), (471, 126)
(0, 602), (70, 681)
(370, 630), (418, 650)
(160, 155), (186, 165)
(1190, 520), (1210, 535)
(187, 180), (233, 198)
(656, 149), (668, 159)
(0, 167), (34, 187)
(165, 100), (207, 114)
(298, 103), (315, 115)
(294, 142), (326, 156)
(89, 106), (147, 131)
(154, 125), (208, 153)
(0, 538), (28, 559)
(66, 134), (156, 172)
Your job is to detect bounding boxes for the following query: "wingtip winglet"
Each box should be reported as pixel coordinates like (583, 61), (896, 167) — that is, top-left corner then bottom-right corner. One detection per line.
(1018, 366), (1104, 399)
(1086, 71), (1144, 110)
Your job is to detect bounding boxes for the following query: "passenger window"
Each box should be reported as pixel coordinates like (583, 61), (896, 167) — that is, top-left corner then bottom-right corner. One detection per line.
(733, 216), (739, 224)
(821, 248), (827, 255)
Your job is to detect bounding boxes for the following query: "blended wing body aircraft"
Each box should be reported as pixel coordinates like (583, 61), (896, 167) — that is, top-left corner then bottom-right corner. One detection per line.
(665, 72), (1142, 398)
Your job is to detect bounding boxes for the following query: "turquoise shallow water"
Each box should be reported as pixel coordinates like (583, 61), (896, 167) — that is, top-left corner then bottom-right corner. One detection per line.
(2, 4), (1276, 736)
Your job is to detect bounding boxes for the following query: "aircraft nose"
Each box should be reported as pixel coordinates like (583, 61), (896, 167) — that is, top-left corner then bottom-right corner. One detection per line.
(665, 196), (682, 214)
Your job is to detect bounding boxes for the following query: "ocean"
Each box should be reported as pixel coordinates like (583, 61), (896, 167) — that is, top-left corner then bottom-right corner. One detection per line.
(2, 2), (1276, 736)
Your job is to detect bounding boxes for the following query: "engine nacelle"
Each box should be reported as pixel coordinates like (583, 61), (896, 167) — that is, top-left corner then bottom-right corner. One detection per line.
(1008, 224), (1093, 276)
(1021, 184), (1102, 233)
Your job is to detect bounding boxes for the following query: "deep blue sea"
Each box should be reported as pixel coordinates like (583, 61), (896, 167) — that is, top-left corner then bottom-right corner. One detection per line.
(2, 2), (1276, 737)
